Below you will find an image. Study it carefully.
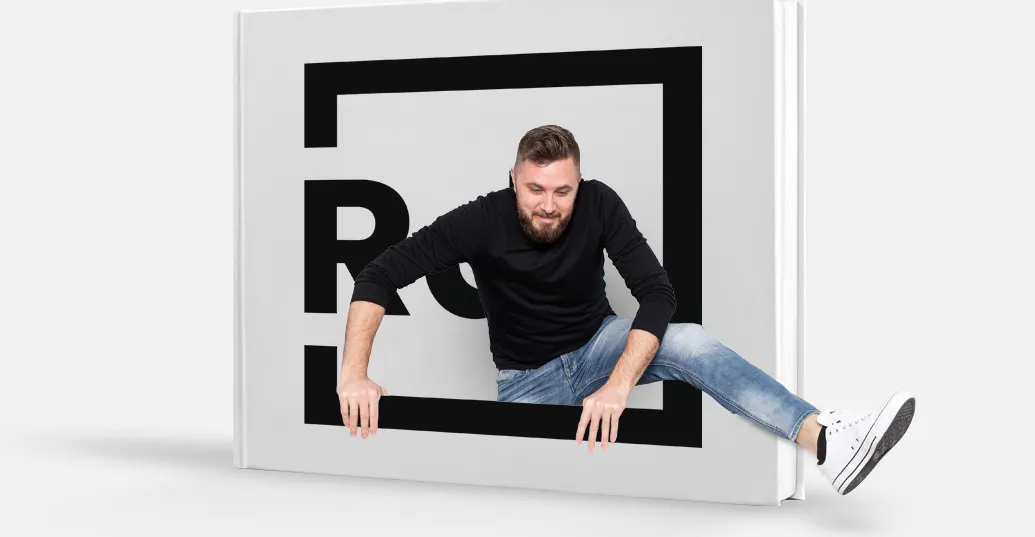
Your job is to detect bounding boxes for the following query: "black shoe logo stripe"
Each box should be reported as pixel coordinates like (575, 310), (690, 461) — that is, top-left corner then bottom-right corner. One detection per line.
(839, 436), (876, 494)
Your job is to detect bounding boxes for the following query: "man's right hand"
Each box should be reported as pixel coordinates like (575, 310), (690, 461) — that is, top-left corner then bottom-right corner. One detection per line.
(336, 375), (388, 438)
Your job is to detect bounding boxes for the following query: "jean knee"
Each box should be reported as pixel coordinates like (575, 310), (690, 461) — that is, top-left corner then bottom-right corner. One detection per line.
(659, 323), (721, 363)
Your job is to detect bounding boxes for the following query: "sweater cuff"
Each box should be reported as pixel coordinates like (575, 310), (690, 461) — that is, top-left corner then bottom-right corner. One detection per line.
(630, 299), (675, 342)
(350, 281), (391, 308)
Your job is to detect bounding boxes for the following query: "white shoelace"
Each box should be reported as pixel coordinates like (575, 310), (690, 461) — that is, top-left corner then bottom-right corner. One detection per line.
(829, 410), (873, 434)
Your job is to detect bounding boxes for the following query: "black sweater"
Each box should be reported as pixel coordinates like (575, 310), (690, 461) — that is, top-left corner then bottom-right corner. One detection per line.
(350, 178), (677, 370)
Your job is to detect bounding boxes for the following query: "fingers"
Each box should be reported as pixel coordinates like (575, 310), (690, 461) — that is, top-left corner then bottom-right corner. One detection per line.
(577, 399), (602, 451)
(576, 396), (625, 452)
(587, 411), (599, 452)
(348, 399), (359, 436)
(370, 395), (379, 435)
(575, 406), (591, 445)
(359, 398), (369, 438)
(338, 380), (387, 439)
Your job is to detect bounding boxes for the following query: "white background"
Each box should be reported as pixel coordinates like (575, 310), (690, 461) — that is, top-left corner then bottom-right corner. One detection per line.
(1, 0), (1031, 535)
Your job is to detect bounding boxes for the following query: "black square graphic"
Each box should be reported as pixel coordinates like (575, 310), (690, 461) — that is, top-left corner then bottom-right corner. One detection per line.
(303, 46), (703, 447)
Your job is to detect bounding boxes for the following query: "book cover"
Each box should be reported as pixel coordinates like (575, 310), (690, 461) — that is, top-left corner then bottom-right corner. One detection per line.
(234, 0), (806, 506)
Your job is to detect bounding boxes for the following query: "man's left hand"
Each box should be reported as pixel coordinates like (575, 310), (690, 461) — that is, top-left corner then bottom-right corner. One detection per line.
(576, 381), (630, 451)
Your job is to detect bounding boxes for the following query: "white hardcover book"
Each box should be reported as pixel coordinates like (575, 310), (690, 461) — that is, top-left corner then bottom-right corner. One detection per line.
(234, 0), (808, 506)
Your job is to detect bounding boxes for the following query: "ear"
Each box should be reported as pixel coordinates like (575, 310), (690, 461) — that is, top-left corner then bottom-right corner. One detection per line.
(509, 168), (515, 190)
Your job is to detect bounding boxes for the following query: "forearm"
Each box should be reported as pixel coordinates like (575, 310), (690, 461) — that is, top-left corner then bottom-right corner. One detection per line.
(605, 328), (660, 392)
(340, 300), (385, 381)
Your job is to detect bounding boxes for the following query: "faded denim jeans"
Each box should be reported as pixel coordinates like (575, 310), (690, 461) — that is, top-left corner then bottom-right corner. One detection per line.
(496, 315), (820, 441)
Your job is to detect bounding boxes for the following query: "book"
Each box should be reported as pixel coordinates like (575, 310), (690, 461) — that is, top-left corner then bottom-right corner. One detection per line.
(234, 0), (807, 506)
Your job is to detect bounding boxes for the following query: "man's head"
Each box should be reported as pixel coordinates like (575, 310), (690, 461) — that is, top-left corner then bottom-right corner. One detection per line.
(510, 125), (583, 245)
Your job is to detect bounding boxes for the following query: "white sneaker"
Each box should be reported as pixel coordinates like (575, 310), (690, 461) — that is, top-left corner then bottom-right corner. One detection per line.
(816, 391), (915, 495)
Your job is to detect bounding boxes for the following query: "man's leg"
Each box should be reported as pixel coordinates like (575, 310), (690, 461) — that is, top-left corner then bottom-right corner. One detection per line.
(567, 315), (915, 495)
(567, 316), (821, 447)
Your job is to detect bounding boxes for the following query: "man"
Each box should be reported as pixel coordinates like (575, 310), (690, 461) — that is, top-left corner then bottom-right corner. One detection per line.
(337, 125), (915, 496)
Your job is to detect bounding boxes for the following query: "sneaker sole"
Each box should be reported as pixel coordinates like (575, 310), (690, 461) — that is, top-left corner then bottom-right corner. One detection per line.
(840, 394), (915, 495)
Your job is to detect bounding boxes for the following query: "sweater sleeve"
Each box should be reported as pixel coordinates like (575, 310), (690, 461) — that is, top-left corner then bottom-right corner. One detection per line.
(350, 195), (488, 307)
(598, 183), (677, 341)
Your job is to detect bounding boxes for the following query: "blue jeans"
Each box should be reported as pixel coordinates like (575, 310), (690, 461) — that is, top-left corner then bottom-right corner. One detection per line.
(496, 315), (820, 441)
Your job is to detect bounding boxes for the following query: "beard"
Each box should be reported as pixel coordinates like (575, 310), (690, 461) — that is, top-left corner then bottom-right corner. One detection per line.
(517, 203), (573, 245)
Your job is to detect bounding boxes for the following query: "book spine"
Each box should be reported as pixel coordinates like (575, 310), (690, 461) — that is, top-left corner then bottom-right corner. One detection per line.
(233, 10), (246, 469)
(793, 0), (808, 501)
(774, 0), (807, 502)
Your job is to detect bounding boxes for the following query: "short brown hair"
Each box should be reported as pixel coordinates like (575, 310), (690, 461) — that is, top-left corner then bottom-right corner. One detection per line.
(514, 125), (580, 171)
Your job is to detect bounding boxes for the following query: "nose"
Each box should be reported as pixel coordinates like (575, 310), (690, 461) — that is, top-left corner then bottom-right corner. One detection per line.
(542, 194), (556, 214)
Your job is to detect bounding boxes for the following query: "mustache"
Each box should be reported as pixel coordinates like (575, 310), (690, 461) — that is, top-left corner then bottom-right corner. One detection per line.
(534, 211), (561, 218)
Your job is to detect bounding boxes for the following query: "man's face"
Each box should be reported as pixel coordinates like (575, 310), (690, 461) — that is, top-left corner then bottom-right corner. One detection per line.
(511, 156), (581, 244)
